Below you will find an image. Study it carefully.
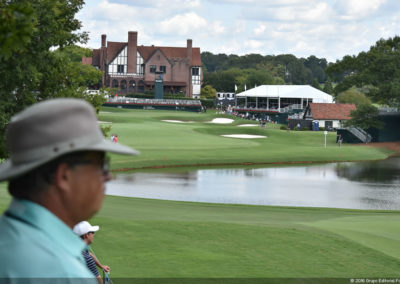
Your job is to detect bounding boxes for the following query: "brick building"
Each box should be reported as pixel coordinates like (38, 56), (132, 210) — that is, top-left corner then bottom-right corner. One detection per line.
(83, 31), (203, 98)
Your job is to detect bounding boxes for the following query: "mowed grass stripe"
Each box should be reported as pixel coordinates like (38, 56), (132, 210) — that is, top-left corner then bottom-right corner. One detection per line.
(304, 215), (400, 261)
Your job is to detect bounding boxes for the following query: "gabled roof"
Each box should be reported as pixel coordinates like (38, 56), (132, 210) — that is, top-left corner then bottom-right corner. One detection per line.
(236, 85), (333, 103)
(308, 103), (356, 120)
(138, 46), (201, 66)
(107, 42), (127, 64)
(104, 42), (201, 66)
(140, 47), (172, 65)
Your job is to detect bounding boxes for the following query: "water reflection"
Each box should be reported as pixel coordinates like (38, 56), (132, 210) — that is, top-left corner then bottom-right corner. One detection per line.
(336, 157), (400, 183)
(107, 156), (400, 210)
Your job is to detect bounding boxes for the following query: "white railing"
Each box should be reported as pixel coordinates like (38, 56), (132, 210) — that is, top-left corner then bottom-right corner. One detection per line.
(107, 97), (201, 106)
(347, 126), (372, 143)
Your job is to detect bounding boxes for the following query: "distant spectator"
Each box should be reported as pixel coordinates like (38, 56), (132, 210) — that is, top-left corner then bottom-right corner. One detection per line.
(74, 221), (111, 284)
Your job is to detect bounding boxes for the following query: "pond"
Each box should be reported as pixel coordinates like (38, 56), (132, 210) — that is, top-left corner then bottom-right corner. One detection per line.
(107, 156), (400, 210)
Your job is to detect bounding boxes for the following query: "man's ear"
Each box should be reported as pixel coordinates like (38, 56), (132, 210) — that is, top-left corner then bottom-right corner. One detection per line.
(53, 163), (72, 193)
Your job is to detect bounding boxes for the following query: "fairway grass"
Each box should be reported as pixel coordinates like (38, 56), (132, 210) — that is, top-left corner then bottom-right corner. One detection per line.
(92, 196), (400, 278)
(0, 108), (398, 278)
(0, 181), (399, 278)
(99, 107), (395, 171)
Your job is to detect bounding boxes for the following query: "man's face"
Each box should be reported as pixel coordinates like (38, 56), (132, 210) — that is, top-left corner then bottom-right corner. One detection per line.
(67, 152), (111, 223)
(85, 231), (95, 245)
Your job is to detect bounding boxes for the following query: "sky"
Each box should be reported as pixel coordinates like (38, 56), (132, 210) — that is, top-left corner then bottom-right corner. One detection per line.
(77, 0), (400, 63)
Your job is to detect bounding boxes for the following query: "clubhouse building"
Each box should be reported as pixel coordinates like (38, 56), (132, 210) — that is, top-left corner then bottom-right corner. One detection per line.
(82, 31), (203, 98)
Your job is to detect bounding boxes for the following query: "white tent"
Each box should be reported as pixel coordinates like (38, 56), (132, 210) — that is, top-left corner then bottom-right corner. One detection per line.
(236, 85), (333, 102)
(235, 85), (333, 111)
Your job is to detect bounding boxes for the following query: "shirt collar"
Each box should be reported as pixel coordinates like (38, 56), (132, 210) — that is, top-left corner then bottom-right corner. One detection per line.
(7, 198), (86, 259)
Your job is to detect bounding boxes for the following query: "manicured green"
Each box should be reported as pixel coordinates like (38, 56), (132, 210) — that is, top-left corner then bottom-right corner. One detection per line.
(99, 107), (394, 171)
(85, 197), (400, 277)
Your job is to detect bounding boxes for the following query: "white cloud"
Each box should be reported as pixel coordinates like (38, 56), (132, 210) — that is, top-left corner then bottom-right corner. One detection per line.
(159, 12), (225, 36)
(334, 0), (387, 20)
(77, 0), (400, 62)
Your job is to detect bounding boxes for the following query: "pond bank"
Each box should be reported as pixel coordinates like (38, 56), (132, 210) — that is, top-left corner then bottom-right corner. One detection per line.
(111, 141), (400, 172)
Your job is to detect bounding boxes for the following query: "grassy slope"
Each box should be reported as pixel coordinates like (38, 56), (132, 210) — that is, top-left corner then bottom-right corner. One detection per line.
(100, 107), (393, 170)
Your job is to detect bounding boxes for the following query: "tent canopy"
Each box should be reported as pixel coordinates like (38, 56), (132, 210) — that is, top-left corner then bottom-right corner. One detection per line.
(236, 85), (333, 103)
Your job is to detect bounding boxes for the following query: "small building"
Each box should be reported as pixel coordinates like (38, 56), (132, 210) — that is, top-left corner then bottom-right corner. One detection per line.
(82, 31), (202, 98)
(303, 103), (356, 130)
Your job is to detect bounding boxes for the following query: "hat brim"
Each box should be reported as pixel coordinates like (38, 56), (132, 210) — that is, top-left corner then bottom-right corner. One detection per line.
(0, 139), (139, 182)
(91, 225), (100, 232)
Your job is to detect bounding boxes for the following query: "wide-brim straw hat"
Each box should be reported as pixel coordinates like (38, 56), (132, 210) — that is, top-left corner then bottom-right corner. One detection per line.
(0, 98), (139, 181)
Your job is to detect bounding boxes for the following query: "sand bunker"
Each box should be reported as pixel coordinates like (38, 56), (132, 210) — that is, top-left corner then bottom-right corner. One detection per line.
(162, 120), (193, 123)
(237, 124), (258, 127)
(210, 118), (234, 124)
(98, 121), (112, 124)
(221, 134), (267, 139)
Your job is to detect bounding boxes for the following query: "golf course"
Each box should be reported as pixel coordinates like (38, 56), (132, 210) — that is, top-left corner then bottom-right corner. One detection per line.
(1, 106), (399, 279)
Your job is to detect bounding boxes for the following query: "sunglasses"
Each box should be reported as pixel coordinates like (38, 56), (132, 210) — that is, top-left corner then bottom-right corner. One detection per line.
(65, 155), (110, 176)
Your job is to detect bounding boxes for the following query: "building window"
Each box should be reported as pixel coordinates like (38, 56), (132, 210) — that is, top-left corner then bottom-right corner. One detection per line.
(150, 65), (156, 73)
(137, 52), (144, 75)
(160, 66), (166, 73)
(129, 80), (136, 92)
(117, 65), (124, 73)
(192, 67), (199, 76)
(192, 67), (201, 85)
(120, 80), (127, 91)
(112, 79), (119, 88)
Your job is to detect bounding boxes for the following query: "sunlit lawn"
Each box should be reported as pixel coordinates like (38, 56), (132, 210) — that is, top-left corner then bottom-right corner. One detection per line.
(99, 107), (393, 171)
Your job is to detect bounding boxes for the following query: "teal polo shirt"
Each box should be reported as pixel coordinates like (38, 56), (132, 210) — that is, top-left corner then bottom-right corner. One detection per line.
(0, 198), (97, 283)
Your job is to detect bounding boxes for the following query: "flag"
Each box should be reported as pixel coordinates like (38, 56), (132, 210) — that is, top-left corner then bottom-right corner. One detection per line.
(244, 84), (247, 91)
(234, 84), (237, 92)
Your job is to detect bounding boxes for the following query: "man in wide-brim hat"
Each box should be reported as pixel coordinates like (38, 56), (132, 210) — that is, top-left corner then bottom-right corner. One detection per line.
(0, 98), (139, 281)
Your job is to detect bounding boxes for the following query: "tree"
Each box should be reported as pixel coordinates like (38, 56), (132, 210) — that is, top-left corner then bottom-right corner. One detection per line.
(323, 78), (334, 94)
(201, 85), (217, 99)
(327, 36), (400, 107)
(344, 104), (384, 142)
(304, 55), (328, 83)
(311, 78), (321, 90)
(0, 0), (88, 158)
(336, 88), (372, 106)
(245, 69), (275, 88)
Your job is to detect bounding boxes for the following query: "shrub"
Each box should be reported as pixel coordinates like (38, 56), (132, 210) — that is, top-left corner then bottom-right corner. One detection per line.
(280, 125), (288, 130)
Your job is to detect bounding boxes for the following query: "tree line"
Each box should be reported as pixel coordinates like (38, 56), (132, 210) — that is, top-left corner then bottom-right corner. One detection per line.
(201, 52), (331, 95)
(201, 36), (400, 111)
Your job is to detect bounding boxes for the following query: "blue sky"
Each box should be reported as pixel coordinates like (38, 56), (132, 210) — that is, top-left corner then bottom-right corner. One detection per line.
(77, 0), (400, 62)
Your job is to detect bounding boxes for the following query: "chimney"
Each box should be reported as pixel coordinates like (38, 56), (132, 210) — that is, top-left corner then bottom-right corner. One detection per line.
(100, 34), (107, 78)
(101, 34), (106, 47)
(187, 39), (192, 63)
(127, 31), (138, 74)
